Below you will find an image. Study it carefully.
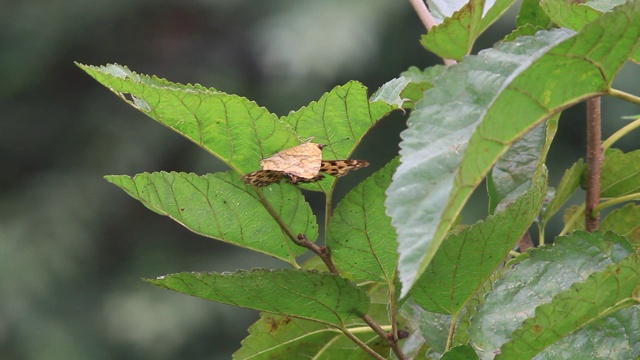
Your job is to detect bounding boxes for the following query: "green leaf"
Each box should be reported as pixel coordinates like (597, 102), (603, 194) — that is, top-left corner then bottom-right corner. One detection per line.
(328, 158), (399, 284)
(386, 2), (640, 296)
(599, 148), (640, 197)
(441, 345), (479, 360)
(487, 118), (556, 213)
(105, 171), (315, 264)
(146, 269), (369, 327)
(601, 203), (640, 246)
(542, 159), (586, 226)
(233, 314), (387, 360)
(516, 0), (553, 28)
(532, 306), (640, 359)
(421, 0), (516, 60)
(469, 231), (635, 358)
(503, 24), (547, 42)
(283, 81), (398, 191)
(370, 76), (411, 108)
(399, 66), (447, 107)
(497, 248), (640, 359)
(398, 298), (451, 357)
(79, 63), (397, 193)
(235, 284), (392, 359)
(540, 0), (602, 30)
(411, 171), (546, 314)
(77, 63), (297, 175)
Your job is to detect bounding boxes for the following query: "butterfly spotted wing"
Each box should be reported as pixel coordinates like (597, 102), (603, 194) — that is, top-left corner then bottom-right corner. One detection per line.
(320, 159), (369, 177)
(240, 170), (285, 187)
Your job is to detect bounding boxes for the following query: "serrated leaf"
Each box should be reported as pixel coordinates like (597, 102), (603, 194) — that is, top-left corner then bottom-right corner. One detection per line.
(328, 158), (399, 284)
(469, 231), (634, 358)
(79, 63), (397, 193)
(542, 159), (586, 226)
(146, 269), (369, 327)
(516, 0), (553, 28)
(233, 314), (386, 360)
(600, 148), (640, 197)
(412, 171), (546, 315)
(105, 171), (315, 263)
(497, 248), (640, 359)
(78, 63), (298, 175)
(235, 284), (392, 359)
(540, 0), (602, 30)
(601, 203), (640, 245)
(421, 0), (516, 60)
(503, 24), (547, 42)
(283, 81), (397, 191)
(387, 2), (640, 297)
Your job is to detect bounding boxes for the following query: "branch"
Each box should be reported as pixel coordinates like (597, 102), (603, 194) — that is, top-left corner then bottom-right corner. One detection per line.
(585, 97), (602, 232)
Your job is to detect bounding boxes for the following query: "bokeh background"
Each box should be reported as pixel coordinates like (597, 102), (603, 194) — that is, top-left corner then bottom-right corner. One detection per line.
(2, 1), (639, 359)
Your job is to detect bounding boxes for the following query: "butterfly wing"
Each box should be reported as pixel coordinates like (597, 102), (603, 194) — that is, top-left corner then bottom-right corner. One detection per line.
(241, 170), (285, 187)
(320, 159), (369, 177)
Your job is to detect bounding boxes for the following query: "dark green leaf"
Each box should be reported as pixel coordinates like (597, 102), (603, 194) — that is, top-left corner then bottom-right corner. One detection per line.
(498, 247), (640, 359)
(233, 313), (388, 360)
(441, 344), (479, 360)
(533, 306), (640, 359)
(412, 171), (546, 314)
(146, 269), (369, 327)
(387, 2), (640, 296)
(469, 231), (634, 358)
(328, 158), (399, 284)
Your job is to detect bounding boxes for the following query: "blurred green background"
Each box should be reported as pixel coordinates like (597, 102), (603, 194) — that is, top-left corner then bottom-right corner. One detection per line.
(2, 1), (639, 359)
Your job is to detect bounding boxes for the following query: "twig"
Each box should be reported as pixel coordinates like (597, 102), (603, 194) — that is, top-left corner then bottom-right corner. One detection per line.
(409, 0), (457, 66)
(296, 234), (339, 274)
(585, 97), (602, 232)
(338, 326), (387, 360)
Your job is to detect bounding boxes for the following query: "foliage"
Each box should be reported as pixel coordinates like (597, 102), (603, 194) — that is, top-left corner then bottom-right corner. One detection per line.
(82, 0), (640, 358)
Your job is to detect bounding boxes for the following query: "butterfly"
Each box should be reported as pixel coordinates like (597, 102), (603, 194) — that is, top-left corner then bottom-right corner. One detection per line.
(241, 142), (369, 187)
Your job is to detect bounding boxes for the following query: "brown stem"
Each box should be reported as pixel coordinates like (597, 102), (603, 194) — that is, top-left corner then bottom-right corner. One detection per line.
(296, 234), (339, 274)
(362, 314), (408, 360)
(518, 232), (533, 252)
(585, 97), (602, 232)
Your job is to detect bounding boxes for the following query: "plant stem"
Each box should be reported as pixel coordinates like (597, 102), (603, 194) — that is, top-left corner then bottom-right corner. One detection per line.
(408, 0), (457, 66)
(585, 97), (602, 232)
(602, 115), (640, 152)
(592, 193), (640, 216)
(296, 234), (339, 274)
(609, 88), (640, 105)
(338, 326), (387, 360)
